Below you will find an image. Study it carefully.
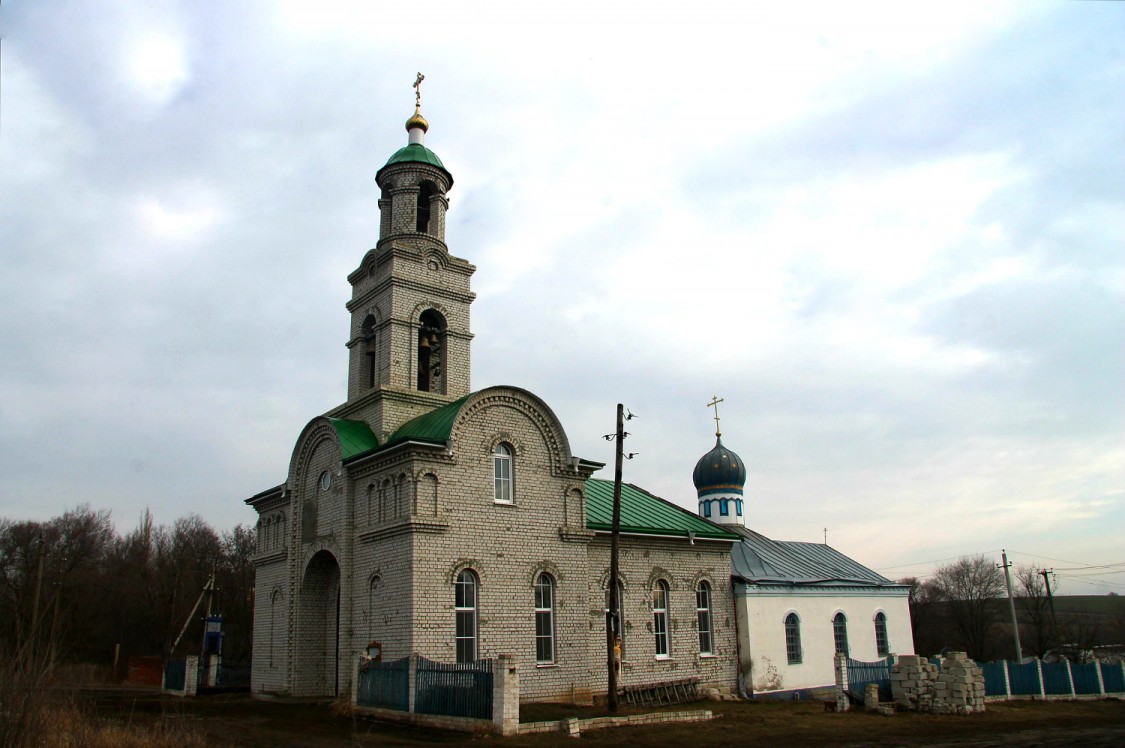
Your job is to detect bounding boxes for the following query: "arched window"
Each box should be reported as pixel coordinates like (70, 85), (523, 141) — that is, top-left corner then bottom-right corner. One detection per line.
(701, 501), (712, 518)
(361, 315), (378, 388)
(416, 181), (436, 233)
(719, 499), (729, 516)
(417, 309), (446, 393)
(455, 570), (478, 662)
(494, 443), (513, 503)
(534, 573), (555, 664)
(653, 580), (670, 658)
(696, 581), (713, 655)
(785, 613), (802, 664)
(833, 612), (849, 656)
(735, 499), (743, 517)
(874, 612), (889, 657)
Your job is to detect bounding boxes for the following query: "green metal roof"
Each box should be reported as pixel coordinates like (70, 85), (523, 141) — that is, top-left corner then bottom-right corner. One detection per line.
(328, 418), (380, 460)
(383, 394), (472, 449)
(585, 479), (739, 540)
(383, 143), (447, 171)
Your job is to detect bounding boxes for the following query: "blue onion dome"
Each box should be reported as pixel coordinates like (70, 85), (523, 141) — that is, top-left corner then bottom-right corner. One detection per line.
(692, 437), (747, 496)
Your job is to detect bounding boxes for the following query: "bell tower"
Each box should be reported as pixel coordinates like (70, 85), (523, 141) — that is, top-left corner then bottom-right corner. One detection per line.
(342, 75), (476, 440)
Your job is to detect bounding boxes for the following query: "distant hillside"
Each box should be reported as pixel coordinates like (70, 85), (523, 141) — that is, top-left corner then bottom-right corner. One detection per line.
(1049, 595), (1124, 618)
(909, 594), (1125, 660)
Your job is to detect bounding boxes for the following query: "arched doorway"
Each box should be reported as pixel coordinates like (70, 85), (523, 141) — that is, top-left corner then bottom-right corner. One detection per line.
(297, 550), (341, 697)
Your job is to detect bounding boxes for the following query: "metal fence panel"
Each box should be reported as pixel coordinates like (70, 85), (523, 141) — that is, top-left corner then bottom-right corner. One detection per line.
(357, 656), (410, 711)
(1007, 661), (1041, 695)
(846, 656), (893, 700)
(1042, 662), (1072, 695)
(164, 659), (186, 691)
(216, 663), (252, 687)
(1100, 662), (1125, 694)
(1070, 662), (1100, 695)
(976, 661), (1008, 696)
(414, 657), (493, 719)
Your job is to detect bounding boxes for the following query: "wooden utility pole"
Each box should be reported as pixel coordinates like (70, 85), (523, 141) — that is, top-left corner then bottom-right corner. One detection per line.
(999, 550), (1023, 661)
(1040, 568), (1058, 645)
(606, 403), (624, 712)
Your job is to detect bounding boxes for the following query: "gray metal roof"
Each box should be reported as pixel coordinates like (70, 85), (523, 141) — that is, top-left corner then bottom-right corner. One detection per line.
(730, 526), (907, 589)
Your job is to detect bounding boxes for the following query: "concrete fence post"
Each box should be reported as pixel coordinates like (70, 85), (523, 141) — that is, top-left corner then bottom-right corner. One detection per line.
(407, 654), (418, 714)
(1064, 659), (1075, 696)
(184, 656), (199, 697)
(834, 652), (850, 712)
(352, 655), (364, 708)
(1036, 659), (1045, 698)
(492, 655), (520, 736)
(1095, 660), (1105, 696)
(1001, 659), (1011, 698)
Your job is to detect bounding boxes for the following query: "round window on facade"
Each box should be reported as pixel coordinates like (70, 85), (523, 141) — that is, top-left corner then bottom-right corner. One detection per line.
(319, 470), (332, 491)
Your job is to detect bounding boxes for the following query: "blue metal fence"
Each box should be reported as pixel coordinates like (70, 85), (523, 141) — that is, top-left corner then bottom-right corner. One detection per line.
(356, 656), (410, 711)
(164, 659), (186, 691)
(1007, 661), (1041, 696)
(1042, 662), (1072, 695)
(976, 661), (1008, 696)
(1071, 662), (1100, 695)
(414, 657), (493, 719)
(847, 656), (893, 700)
(1101, 662), (1125, 693)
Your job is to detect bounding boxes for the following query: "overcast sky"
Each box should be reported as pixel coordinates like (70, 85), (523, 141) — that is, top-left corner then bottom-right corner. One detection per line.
(2, 1), (1122, 593)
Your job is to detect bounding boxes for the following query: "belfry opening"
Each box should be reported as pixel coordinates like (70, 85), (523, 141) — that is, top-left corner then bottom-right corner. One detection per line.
(417, 309), (446, 394)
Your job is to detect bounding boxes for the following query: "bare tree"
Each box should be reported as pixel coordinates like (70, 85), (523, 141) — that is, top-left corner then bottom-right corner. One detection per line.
(1057, 613), (1101, 663)
(899, 576), (943, 655)
(931, 554), (1005, 660)
(1016, 565), (1057, 658)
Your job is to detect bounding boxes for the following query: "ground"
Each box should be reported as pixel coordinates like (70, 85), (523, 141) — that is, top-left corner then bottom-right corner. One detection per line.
(81, 690), (1125, 747)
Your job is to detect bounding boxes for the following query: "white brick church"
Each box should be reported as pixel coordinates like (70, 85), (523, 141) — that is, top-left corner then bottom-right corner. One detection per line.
(244, 88), (912, 702)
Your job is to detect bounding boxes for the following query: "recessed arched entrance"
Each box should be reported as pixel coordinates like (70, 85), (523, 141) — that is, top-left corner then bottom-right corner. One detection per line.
(296, 550), (341, 697)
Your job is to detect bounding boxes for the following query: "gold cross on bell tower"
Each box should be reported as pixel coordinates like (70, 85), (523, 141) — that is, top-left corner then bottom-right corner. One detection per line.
(413, 72), (425, 109)
(707, 395), (724, 437)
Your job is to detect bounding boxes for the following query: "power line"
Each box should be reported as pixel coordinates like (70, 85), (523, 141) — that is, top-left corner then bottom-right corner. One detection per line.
(1007, 550), (1124, 570)
(875, 550), (1003, 572)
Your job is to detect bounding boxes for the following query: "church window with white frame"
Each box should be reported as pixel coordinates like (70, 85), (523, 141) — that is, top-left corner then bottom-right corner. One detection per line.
(696, 581), (713, 655)
(784, 612), (802, 664)
(534, 573), (555, 664)
(455, 570), (478, 662)
(833, 612), (849, 656)
(653, 580), (671, 658)
(494, 443), (513, 503)
(874, 611), (889, 657)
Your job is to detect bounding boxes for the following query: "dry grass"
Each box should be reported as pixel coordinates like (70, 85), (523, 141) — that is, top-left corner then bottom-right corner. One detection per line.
(0, 656), (216, 748)
(32, 705), (214, 748)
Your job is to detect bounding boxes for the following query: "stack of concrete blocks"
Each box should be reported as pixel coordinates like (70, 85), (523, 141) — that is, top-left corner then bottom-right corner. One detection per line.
(890, 654), (938, 711)
(891, 653), (985, 715)
(932, 652), (985, 715)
